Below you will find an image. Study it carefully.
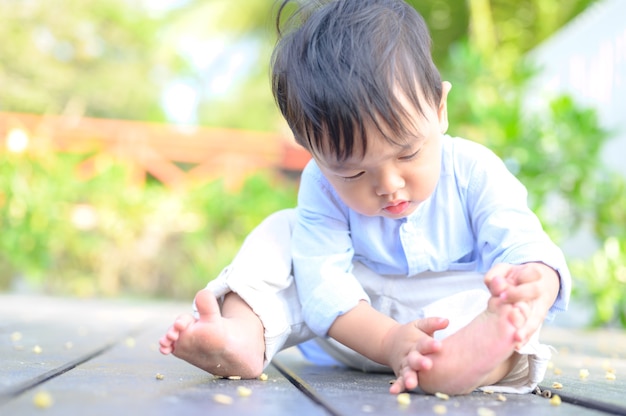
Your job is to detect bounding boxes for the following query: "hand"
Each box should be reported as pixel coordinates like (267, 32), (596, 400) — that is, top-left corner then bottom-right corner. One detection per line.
(386, 317), (449, 394)
(484, 262), (560, 345)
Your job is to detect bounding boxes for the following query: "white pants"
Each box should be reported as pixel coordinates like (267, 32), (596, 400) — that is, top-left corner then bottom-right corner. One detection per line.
(199, 209), (551, 394)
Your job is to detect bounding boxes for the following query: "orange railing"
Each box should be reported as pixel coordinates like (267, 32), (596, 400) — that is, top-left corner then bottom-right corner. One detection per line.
(0, 112), (311, 189)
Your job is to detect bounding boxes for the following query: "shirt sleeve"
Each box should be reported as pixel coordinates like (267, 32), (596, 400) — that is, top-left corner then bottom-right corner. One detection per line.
(292, 162), (370, 336)
(461, 143), (571, 319)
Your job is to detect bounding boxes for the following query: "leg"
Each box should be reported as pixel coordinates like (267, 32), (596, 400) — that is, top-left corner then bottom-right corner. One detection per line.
(159, 289), (265, 378)
(160, 209), (314, 376)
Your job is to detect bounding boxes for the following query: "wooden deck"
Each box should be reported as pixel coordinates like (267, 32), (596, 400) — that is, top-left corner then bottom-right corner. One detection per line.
(1, 293), (624, 415)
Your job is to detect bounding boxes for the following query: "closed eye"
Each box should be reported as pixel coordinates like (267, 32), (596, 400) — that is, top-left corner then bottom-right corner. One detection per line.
(341, 171), (365, 182)
(399, 149), (420, 161)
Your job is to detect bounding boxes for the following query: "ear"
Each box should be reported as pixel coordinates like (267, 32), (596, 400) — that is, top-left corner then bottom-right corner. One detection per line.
(437, 81), (452, 134)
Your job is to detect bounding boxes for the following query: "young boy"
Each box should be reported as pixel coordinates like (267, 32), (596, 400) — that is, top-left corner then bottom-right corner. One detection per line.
(160, 0), (570, 395)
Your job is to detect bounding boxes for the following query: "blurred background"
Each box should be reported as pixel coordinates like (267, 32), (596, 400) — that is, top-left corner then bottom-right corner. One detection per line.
(0, 0), (624, 328)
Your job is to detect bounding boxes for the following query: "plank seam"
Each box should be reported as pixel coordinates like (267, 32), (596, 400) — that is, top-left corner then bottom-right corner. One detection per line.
(536, 385), (626, 416)
(0, 329), (142, 405)
(272, 358), (345, 416)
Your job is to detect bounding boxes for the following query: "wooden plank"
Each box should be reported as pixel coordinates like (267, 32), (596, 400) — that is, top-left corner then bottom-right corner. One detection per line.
(272, 348), (608, 416)
(1, 326), (329, 416)
(2, 294), (622, 415)
(0, 294), (143, 399)
(0, 295), (330, 415)
(539, 326), (626, 415)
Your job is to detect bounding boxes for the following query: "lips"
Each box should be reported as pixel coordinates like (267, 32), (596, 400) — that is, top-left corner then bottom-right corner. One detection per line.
(383, 201), (409, 215)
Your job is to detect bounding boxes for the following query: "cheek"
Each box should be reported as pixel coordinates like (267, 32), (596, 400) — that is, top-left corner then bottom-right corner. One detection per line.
(334, 183), (376, 212)
(406, 165), (439, 198)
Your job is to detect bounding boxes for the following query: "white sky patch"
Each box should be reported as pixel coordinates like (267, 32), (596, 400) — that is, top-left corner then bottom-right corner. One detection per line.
(180, 36), (260, 99)
(162, 81), (199, 125)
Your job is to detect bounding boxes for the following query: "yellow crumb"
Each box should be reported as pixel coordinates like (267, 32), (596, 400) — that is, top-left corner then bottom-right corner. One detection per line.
(550, 394), (562, 406)
(435, 392), (450, 400)
(227, 375), (242, 380)
(553, 368), (563, 375)
(551, 382), (563, 389)
(125, 337), (135, 348)
(237, 386), (252, 397)
(213, 393), (234, 405)
(433, 404), (447, 414)
(33, 391), (53, 408)
(32, 345), (42, 354)
(10, 332), (22, 342)
(396, 393), (411, 406)
(579, 369), (589, 379)
(258, 373), (269, 381)
(155, 373), (164, 380)
(482, 389), (494, 394)
(606, 372), (616, 381)
(547, 361), (554, 369)
(497, 394), (507, 402)
(476, 407), (496, 416)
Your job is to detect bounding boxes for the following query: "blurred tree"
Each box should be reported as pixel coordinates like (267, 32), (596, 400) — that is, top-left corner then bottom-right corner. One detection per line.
(0, 0), (186, 121)
(0, 0), (598, 128)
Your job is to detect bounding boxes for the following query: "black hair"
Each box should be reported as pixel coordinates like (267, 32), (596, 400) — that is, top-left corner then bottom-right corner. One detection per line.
(272, 0), (442, 161)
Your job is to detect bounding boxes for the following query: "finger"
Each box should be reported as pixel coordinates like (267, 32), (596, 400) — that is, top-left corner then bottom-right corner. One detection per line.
(516, 313), (543, 344)
(407, 351), (434, 371)
(414, 338), (442, 356)
(484, 263), (513, 285)
(389, 376), (406, 394)
(513, 301), (531, 322)
(509, 268), (541, 286)
(487, 275), (509, 297)
(402, 368), (418, 391)
(500, 283), (541, 304)
(415, 317), (449, 335)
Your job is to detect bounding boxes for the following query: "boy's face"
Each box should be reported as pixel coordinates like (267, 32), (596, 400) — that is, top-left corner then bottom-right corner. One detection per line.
(315, 82), (451, 219)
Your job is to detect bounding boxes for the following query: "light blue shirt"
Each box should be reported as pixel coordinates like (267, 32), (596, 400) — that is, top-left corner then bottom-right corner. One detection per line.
(292, 135), (572, 337)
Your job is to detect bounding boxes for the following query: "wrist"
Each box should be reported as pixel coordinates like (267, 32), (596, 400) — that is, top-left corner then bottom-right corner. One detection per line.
(379, 322), (402, 368)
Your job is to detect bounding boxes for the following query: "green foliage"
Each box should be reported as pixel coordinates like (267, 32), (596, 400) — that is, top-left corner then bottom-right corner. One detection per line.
(571, 238), (626, 327)
(0, 147), (297, 299)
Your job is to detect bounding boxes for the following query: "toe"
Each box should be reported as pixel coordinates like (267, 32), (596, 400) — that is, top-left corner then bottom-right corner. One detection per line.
(172, 314), (195, 332)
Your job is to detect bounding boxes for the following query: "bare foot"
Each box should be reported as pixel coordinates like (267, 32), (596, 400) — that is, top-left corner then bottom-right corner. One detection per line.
(159, 289), (265, 378)
(416, 301), (526, 395)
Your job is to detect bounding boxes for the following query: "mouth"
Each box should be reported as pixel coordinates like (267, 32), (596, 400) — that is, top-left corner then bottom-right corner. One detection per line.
(383, 200), (410, 215)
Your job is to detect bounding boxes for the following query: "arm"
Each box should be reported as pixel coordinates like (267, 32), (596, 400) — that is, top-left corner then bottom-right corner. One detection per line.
(461, 141), (571, 318)
(328, 300), (448, 392)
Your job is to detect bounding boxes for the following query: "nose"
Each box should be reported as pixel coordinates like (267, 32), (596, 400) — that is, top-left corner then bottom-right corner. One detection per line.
(375, 169), (405, 196)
